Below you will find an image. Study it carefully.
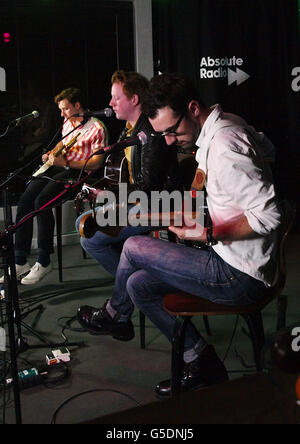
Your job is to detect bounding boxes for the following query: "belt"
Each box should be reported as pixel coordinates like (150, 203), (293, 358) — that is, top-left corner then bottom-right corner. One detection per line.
(178, 239), (209, 250)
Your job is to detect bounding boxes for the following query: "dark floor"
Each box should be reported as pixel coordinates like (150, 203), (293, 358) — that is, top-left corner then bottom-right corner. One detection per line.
(0, 232), (299, 425)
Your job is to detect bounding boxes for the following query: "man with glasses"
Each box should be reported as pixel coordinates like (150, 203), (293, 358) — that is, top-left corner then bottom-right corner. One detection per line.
(78, 72), (281, 397)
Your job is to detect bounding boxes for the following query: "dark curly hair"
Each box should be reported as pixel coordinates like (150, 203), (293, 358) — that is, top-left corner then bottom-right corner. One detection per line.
(142, 72), (204, 118)
(54, 87), (86, 109)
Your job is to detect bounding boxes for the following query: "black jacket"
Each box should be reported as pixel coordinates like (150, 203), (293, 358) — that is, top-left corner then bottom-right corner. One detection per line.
(118, 112), (180, 195)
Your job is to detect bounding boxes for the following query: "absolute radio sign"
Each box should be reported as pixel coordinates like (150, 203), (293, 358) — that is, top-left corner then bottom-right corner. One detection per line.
(200, 56), (250, 86)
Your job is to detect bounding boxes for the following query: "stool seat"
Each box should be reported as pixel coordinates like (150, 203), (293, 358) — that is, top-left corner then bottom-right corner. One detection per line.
(164, 288), (277, 317)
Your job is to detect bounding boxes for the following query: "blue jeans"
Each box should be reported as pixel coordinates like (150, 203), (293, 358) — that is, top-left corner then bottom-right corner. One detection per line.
(76, 209), (153, 275)
(110, 236), (267, 355)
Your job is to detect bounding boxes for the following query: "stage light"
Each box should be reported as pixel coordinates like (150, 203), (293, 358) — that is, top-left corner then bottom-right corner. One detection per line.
(3, 32), (11, 43)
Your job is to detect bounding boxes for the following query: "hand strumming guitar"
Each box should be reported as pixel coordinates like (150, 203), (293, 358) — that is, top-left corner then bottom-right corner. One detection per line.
(168, 212), (206, 242)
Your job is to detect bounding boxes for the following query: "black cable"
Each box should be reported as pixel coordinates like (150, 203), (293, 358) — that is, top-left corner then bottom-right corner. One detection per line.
(16, 278), (114, 307)
(234, 346), (256, 369)
(57, 316), (85, 344)
(77, 151), (96, 182)
(41, 362), (71, 389)
(50, 388), (142, 424)
(222, 314), (240, 363)
(0, 124), (12, 139)
(220, 315), (258, 374)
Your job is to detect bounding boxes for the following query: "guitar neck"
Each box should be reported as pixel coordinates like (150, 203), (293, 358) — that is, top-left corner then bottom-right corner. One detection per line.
(129, 211), (199, 227)
(32, 132), (82, 178)
(52, 132), (81, 158)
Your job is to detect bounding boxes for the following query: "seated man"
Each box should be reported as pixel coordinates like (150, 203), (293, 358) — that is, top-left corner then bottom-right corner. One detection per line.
(76, 70), (179, 282)
(0, 87), (108, 286)
(77, 73), (281, 396)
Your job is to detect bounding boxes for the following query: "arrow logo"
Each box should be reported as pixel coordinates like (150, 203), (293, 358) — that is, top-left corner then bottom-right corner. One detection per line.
(227, 67), (250, 86)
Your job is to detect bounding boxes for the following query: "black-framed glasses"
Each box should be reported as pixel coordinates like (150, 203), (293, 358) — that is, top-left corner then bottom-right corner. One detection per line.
(151, 113), (185, 138)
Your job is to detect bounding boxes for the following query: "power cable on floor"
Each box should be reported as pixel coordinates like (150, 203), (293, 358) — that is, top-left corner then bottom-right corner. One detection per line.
(50, 388), (142, 424)
(57, 316), (85, 343)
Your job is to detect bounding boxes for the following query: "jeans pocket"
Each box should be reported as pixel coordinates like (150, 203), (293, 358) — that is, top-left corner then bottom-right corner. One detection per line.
(203, 252), (236, 287)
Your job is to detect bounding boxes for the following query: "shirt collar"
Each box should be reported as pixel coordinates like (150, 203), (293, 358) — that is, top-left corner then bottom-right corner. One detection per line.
(195, 104), (223, 148)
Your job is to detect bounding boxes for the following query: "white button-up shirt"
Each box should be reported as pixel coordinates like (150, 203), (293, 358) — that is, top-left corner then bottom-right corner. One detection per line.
(196, 105), (281, 285)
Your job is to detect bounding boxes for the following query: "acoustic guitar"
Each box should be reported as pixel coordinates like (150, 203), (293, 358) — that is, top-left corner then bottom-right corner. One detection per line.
(32, 132), (82, 177)
(78, 154), (204, 240)
(79, 208), (199, 239)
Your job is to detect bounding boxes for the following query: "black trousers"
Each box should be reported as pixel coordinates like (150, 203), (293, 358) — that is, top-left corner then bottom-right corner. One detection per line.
(14, 167), (79, 258)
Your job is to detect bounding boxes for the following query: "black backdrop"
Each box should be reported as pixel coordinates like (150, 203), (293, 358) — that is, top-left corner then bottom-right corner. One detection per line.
(0, 0), (134, 184)
(152, 0), (300, 228)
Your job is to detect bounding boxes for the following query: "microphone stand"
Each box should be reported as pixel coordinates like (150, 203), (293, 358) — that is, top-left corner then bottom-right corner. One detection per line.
(1, 189), (23, 424)
(0, 120), (89, 424)
(0, 117), (87, 192)
(0, 172), (91, 424)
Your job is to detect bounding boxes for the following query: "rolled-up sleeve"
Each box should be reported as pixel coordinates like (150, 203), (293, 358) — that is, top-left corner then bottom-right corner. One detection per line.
(213, 134), (281, 236)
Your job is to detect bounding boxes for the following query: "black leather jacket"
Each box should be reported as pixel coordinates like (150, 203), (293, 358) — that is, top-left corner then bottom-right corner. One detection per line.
(118, 113), (180, 194)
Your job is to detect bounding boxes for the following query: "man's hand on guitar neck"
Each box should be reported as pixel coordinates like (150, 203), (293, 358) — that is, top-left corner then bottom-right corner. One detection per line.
(42, 151), (51, 163)
(48, 153), (68, 168)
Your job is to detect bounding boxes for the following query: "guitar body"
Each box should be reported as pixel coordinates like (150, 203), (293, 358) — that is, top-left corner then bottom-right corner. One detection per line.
(102, 151), (129, 187)
(88, 151), (129, 190)
(32, 132), (81, 177)
(78, 151), (130, 238)
(79, 212), (124, 239)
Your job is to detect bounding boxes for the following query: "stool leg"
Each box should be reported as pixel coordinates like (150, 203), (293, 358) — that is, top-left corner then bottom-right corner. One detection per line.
(277, 295), (287, 331)
(55, 206), (63, 283)
(203, 315), (212, 336)
(139, 311), (146, 349)
(242, 311), (265, 372)
(171, 316), (189, 396)
(81, 247), (87, 260)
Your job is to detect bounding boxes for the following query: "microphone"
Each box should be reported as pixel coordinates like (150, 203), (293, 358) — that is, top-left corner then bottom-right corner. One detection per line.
(12, 110), (39, 127)
(94, 131), (148, 155)
(72, 108), (114, 118)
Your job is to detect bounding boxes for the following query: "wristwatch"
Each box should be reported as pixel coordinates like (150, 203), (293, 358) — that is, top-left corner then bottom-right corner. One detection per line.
(206, 225), (218, 246)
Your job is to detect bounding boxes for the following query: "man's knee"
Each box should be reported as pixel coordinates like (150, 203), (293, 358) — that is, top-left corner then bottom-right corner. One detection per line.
(80, 231), (109, 253)
(123, 236), (138, 251)
(80, 236), (93, 252)
(123, 235), (150, 256)
(126, 271), (147, 305)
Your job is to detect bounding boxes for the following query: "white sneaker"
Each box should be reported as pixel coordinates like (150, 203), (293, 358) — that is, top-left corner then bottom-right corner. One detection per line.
(0, 262), (31, 284)
(21, 262), (52, 285)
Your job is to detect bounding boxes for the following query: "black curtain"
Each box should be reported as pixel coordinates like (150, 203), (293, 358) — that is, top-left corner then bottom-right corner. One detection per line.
(0, 0), (134, 188)
(153, 0), (300, 229)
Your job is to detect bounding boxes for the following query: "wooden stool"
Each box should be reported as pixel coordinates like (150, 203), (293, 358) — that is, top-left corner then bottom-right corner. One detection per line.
(163, 200), (295, 395)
